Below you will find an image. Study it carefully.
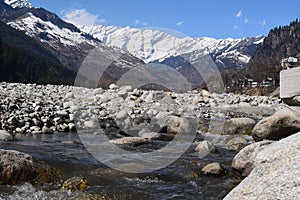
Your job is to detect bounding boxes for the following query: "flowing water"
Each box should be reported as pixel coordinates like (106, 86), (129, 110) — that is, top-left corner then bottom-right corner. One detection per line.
(0, 132), (242, 200)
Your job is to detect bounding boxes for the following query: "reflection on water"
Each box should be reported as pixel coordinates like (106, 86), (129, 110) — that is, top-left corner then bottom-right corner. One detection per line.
(0, 133), (240, 200)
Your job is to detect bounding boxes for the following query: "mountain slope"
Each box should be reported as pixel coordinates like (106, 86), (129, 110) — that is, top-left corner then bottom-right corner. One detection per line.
(0, 0), (154, 89)
(81, 25), (264, 68)
(0, 21), (76, 84)
(247, 19), (300, 83)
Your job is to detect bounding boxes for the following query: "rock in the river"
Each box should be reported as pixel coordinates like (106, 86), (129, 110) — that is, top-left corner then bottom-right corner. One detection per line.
(109, 137), (148, 145)
(222, 118), (256, 135)
(224, 132), (300, 200)
(252, 107), (300, 141)
(195, 141), (216, 157)
(0, 130), (13, 141)
(62, 177), (89, 192)
(201, 162), (224, 175)
(139, 131), (161, 140)
(0, 149), (61, 185)
(165, 116), (195, 135)
(226, 137), (248, 151)
(231, 140), (274, 176)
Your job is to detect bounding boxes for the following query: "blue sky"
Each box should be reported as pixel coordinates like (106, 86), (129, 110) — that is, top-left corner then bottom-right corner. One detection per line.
(30, 0), (300, 39)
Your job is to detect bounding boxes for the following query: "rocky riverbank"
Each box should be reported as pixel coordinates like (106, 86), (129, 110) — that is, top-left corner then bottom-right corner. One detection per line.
(0, 82), (281, 137)
(1, 82), (299, 199)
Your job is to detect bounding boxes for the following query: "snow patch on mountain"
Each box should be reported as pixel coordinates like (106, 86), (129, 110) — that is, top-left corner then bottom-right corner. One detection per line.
(8, 13), (96, 47)
(4, 0), (32, 8)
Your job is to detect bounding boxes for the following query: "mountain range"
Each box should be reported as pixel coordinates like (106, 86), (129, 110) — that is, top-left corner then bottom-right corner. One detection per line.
(0, 0), (298, 91)
(81, 25), (264, 69)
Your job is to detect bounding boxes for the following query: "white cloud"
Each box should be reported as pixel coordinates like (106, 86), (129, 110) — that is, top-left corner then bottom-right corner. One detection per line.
(63, 9), (106, 26)
(176, 21), (184, 26)
(133, 19), (148, 26)
(236, 8), (242, 18)
(244, 18), (249, 24)
(259, 19), (266, 26)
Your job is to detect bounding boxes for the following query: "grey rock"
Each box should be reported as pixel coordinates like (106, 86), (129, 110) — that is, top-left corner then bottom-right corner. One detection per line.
(201, 162), (224, 175)
(0, 149), (61, 185)
(222, 118), (256, 135)
(139, 131), (161, 140)
(109, 137), (148, 145)
(119, 85), (133, 92)
(7, 116), (19, 126)
(232, 140), (274, 176)
(116, 110), (128, 119)
(68, 123), (76, 131)
(250, 101), (258, 106)
(65, 92), (74, 99)
(165, 116), (196, 135)
(252, 107), (300, 141)
(195, 141), (216, 157)
(0, 130), (13, 141)
(224, 133), (300, 200)
(30, 126), (41, 132)
(109, 84), (119, 90)
(226, 137), (248, 151)
(42, 126), (53, 134)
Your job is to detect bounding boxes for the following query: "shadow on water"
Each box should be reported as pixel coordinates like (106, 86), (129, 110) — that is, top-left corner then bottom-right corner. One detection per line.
(0, 132), (241, 200)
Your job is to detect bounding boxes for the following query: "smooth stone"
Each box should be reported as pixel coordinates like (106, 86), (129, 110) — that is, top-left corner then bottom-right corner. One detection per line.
(109, 84), (119, 90)
(195, 141), (216, 158)
(0, 149), (61, 185)
(7, 116), (19, 126)
(226, 137), (248, 151)
(200, 90), (211, 98)
(65, 92), (74, 99)
(165, 116), (196, 135)
(109, 137), (148, 145)
(30, 126), (41, 132)
(252, 107), (300, 141)
(138, 131), (161, 140)
(0, 130), (13, 141)
(116, 110), (128, 119)
(69, 114), (75, 121)
(83, 119), (99, 129)
(201, 162), (224, 175)
(222, 118), (256, 135)
(42, 126), (53, 134)
(68, 123), (76, 131)
(119, 85), (133, 92)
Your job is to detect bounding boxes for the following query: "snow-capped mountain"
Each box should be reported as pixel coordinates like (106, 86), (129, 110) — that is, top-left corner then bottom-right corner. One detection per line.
(4, 0), (31, 8)
(0, 0), (146, 74)
(81, 25), (264, 68)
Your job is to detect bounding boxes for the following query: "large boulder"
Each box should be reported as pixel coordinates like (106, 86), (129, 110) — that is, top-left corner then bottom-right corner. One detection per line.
(210, 118), (256, 135)
(222, 118), (256, 135)
(0, 130), (13, 141)
(252, 107), (300, 141)
(231, 140), (274, 176)
(165, 116), (196, 135)
(0, 149), (61, 185)
(224, 132), (300, 200)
